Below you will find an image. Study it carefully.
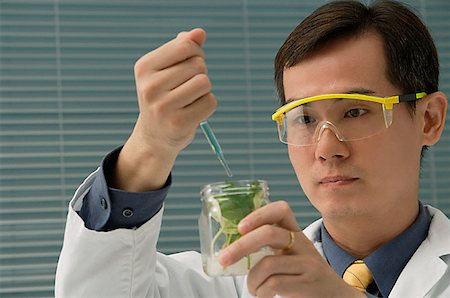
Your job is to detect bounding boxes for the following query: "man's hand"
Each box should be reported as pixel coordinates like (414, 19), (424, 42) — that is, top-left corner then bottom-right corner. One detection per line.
(219, 201), (366, 298)
(112, 28), (216, 192)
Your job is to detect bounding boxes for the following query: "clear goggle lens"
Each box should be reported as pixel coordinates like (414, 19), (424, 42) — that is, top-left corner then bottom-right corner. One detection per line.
(272, 93), (426, 146)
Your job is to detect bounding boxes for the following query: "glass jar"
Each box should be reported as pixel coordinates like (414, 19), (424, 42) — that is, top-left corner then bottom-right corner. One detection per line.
(199, 179), (272, 276)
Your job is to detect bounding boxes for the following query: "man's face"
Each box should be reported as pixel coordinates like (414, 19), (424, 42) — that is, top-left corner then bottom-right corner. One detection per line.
(283, 31), (424, 221)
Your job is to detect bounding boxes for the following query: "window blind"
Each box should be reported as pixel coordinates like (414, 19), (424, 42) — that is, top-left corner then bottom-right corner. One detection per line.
(0, 0), (449, 296)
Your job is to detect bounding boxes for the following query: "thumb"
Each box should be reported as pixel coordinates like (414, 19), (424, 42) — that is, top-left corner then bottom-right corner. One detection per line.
(177, 28), (206, 47)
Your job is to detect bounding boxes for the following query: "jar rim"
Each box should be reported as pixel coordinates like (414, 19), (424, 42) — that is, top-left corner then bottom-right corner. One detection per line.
(200, 179), (269, 199)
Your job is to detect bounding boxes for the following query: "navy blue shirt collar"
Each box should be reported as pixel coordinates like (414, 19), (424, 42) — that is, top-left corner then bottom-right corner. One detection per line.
(321, 202), (431, 297)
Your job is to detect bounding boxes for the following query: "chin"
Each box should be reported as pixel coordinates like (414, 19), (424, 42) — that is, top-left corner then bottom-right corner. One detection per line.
(308, 193), (371, 219)
(321, 206), (369, 219)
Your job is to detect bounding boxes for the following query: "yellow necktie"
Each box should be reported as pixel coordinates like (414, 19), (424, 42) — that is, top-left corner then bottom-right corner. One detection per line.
(343, 260), (373, 291)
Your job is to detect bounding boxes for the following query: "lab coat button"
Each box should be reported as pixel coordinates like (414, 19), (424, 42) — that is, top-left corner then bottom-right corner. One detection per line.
(100, 198), (108, 209)
(122, 208), (134, 218)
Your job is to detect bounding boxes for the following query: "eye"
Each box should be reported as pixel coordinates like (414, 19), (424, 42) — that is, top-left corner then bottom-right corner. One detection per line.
(294, 114), (315, 125)
(345, 108), (367, 118)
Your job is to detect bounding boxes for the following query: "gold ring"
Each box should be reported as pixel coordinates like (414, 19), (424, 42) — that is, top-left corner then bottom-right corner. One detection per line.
(285, 231), (295, 250)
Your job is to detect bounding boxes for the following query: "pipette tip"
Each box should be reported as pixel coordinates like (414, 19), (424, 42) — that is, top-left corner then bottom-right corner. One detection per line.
(200, 121), (233, 177)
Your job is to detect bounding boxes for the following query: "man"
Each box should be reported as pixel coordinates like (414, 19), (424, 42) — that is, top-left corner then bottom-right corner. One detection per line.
(56, 1), (449, 297)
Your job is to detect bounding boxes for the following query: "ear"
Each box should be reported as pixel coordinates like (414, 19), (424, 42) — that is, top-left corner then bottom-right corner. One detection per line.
(418, 91), (447, 146)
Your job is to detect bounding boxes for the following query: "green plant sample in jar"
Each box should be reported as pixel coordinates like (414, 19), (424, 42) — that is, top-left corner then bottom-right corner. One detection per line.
(199, 180), (272, 276)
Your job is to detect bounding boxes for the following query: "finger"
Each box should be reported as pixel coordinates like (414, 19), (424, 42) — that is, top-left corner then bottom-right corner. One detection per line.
(183, 28), (207, 47)
(177, 93), (217, 125)
(247, 254), (306, 295)
(137, 36), (205, 72)
(219, 225), (298, 266)
(238, 200), (300, 235)
(255, 275), (307, 298)
(153, 93), (215, 148)
(168, 73), (212, 109)
(176, 31), (188, 39)
(151, 56), (207, 92)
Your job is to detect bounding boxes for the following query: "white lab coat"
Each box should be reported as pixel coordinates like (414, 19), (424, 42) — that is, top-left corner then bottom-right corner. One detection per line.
(55, 169), (450, 298)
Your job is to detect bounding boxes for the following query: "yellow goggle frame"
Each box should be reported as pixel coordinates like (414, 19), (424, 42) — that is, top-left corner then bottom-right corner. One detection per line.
(272, 92), (427, 125)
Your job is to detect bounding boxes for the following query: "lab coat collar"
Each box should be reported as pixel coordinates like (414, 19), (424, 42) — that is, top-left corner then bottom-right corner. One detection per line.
(302, 205), (450, 298)
(303, 218), (325, 258)
(389, 206), (450, 297)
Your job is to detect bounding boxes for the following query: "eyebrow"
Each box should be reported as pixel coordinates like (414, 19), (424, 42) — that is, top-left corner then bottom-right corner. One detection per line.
(285, 88), (377, 104)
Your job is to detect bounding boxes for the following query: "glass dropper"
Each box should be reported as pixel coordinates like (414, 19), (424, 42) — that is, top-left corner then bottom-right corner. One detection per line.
(200, 121), (233, 177)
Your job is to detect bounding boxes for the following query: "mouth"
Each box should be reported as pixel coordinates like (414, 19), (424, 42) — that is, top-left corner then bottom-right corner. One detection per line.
(319, 176), (359, 186)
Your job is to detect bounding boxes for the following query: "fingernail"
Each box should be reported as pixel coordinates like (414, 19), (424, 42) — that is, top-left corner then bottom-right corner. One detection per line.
(218, 249), (230, 266)
(238, 220), (249, 234)
(177, 31), (187, 39)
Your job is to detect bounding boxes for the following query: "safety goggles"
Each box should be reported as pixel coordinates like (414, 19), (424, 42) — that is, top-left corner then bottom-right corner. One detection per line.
(271, 92), (426, 146)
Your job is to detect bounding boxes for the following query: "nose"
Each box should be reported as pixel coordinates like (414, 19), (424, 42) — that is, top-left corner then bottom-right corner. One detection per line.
(314, 121), (350, 161)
